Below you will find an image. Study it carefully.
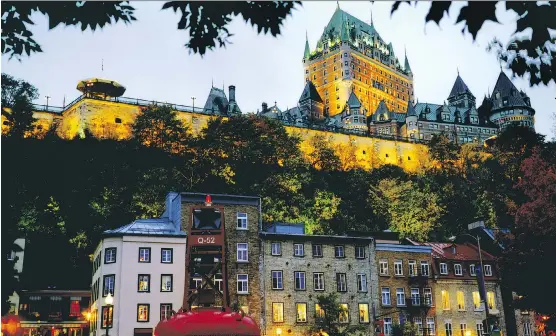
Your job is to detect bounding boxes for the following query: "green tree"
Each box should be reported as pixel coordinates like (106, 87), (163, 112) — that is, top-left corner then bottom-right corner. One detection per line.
(375, 178), (445, 240)
(390, 1), (556, 86)
(309, 292), (367, 336)
(428, 133), (460, 174)
(306, 134), (342, 171)
(1, 73), (39, 138)
(2, 1), (300, 59)
(132, 104), (191, 153)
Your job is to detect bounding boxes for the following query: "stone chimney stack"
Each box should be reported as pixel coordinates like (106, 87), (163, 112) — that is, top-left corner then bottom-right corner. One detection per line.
(262, 102), (268, 112)
(229, 85), (236, 102)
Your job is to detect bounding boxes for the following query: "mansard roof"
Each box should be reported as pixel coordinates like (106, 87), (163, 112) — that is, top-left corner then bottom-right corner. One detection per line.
(299, 81), (323, 104)
(412, 102), (496, 126)
(448, 74), (473, 99)
(321, 7), (383, 45)
(370, 100), (405, 123)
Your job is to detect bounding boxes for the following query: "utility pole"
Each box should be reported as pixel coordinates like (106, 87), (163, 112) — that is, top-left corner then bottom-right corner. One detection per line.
(45, 95), (51, 111)
(191, 97), (196, 112)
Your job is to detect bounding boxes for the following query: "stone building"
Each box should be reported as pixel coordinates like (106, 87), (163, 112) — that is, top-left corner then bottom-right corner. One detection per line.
(259, 223), (378, 336)
(375, 239), (436, 336)
(408, 242), (506, 336)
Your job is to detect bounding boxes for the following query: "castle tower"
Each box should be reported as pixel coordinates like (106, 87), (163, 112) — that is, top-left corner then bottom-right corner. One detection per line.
(302, 6), (415, 118)
(447, 72), (476, 109)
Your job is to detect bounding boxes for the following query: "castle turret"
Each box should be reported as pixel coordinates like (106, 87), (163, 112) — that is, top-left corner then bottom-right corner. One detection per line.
(447, 72), (475, 109)
(303, 31), (310, 60)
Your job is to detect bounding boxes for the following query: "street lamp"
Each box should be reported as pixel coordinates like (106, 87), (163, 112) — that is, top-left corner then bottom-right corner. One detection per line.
(191, 97), (196, 112)
(104, 293), (114, 336)
(453, 233), (491, 334)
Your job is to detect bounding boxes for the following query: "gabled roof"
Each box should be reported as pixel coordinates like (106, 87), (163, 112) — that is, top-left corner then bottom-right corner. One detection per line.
(299, 81), (323, 103)
(448, 74), (473, 98)
(416, 242), (495, 261)
(370, 100), (405, 122)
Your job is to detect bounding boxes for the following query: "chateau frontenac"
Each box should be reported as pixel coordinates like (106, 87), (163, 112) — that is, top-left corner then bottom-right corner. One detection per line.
(1, 5), (536, 172)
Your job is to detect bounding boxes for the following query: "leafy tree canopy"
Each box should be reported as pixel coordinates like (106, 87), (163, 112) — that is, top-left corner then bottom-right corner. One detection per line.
(1, 1), (300, 59)
(389, 1), (556, 86)
(310, 292), (367, 336)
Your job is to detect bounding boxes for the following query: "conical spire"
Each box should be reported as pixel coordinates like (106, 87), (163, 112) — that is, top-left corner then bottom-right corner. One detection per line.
(370, 7), (374, 26)
(336, 1), (340, 10)
(406, 98), (416, 116)
(404, 47), (412, 74)
(304, 31), (310, 59)
(449, 73), (471, 98)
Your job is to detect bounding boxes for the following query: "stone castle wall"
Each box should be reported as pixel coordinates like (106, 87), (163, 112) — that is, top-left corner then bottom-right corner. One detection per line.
(3, 98), (431, 172)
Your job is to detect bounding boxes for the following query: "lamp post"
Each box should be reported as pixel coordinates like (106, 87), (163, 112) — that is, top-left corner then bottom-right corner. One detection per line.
(455, 233), (491, 335)
(104, 293), (114, 336)
(191, 97), (196, 112)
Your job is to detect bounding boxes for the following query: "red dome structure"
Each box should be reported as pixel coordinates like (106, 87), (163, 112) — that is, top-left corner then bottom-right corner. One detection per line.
(154, 307), (260, 336)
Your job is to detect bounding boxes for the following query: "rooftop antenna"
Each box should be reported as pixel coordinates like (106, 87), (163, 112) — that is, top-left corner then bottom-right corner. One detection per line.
(336, 1), (340, 10)
(370, 6), (374, 26)
(63, 95), (66, 107)
(212, 78), (214, 88)
(101, 58), (104, 72)
(457, 67), (459, 76)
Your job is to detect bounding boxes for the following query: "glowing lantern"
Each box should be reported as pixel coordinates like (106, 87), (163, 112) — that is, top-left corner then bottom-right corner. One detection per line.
(205, 195), (212, 206)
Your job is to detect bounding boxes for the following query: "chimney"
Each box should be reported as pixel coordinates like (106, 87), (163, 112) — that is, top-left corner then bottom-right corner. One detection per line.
(452, 245), (456, 255)
(262, 102), (268, 112)
(228, 85), (236, 102)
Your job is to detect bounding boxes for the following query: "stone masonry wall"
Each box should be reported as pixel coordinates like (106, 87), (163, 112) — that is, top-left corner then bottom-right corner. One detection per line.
(261, 237), (376, 336)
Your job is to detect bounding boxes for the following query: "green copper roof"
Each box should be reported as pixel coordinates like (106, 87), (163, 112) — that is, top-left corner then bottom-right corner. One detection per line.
(299, 81), (323, 104)
(304, 31), (310, 59)
(320, 7), (383, 45)
(347, 91), (362, 108)
(404, 53), (412, 74)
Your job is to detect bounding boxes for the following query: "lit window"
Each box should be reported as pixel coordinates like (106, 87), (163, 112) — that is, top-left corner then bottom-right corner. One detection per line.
(487, 292), (496, 310)
(355, 246), (365, 259)
(137, 304), (149, 322)
(477, 323), (485, 336)
(457, 291), (465, 310)
(442, 290), (450, 310)
(334, 246), (345, 258)
(336, 273), (347, 292)
(272, 303), (284, 322)
(138, 248), (151, 263)
(161, 275), (173, 292)
(69, 300), (80, 317)
(454, 264), (463, 276)
(294, 243), (304, 257)
(296, 303), (307, 323)
(102, 306), (113, 328)
(338, 303), (349, 323)
(104, 248), (116, 264)
(138, 275), (150, 292)
(237, 243), (248, 262)
(394, 260), (403, 276)
(379, 260), (389, 275)
(237, 213), (248, 230)
(161, 248), (173, 263)
(271, 271), (283, 290)
(315, 304), (325, 320)
(359, 303), (369, 323)
(414, 317), (423, 335)
(484, 265), (492, 276)
(160, 304), (172, 321)
(357, 274), (367, 292)
(271, 242), (281, 256)
(473, 292), (481, 310)
(396, 288), (406, 306)
(382, 288), (391, 305)
(440, 263), (448, 275)
(237, 274), (248, 294)
(313, 273), (325, 291)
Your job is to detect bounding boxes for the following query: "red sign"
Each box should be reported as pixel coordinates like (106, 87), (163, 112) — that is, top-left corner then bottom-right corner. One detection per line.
(190, 235), (224, 246)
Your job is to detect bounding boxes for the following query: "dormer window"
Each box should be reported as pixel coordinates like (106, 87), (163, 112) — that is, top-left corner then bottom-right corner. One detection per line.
(503, 98), (508, 106)
(442, 114), (450, 121)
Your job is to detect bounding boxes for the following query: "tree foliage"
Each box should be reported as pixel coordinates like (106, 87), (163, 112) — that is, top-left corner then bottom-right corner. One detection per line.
(390, 1), (556, 87)
(500, 148), (556, 316)
(1, 1), (300, 60)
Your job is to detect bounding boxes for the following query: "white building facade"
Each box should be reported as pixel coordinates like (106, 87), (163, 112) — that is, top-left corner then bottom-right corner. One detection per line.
(90, 218), (186, 336)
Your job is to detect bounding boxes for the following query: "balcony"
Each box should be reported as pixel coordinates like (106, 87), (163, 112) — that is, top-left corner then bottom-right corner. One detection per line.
(407, 273), (429, 286)
(405, 296), (433, 310)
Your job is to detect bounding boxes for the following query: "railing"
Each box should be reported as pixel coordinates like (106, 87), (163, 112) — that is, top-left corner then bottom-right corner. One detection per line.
(406, 296), (433, 308)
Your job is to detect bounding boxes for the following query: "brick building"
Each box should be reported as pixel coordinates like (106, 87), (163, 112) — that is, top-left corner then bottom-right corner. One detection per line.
(259, 224), (378, 336)
(375, 240), (436, 336)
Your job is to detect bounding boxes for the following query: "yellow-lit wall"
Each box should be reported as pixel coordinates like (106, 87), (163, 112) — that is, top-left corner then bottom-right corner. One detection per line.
(3, 98), (430, 173)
